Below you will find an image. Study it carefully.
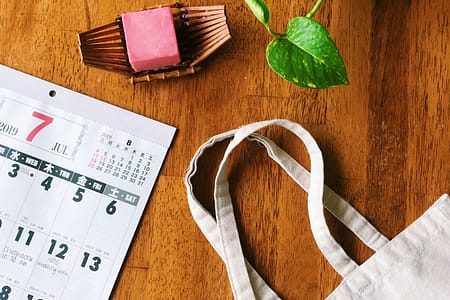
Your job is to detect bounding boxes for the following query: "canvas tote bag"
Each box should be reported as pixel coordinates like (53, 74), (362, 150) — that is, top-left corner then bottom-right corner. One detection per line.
(184, 119), (450, 299)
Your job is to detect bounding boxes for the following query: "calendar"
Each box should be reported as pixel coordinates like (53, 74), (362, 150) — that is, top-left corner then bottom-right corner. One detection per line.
(0, 65), (176, 300)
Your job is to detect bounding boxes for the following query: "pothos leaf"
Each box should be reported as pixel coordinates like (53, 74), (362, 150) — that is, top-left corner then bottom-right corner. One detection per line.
(266, 17), (349, 89)
(245, 0), (270, 25)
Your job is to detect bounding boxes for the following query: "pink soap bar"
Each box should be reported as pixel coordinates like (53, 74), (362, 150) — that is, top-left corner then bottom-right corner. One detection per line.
(122, 7), (181, 71)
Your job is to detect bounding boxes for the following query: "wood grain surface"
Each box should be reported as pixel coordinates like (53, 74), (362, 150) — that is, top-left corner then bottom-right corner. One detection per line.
(0, 0), (449, 299)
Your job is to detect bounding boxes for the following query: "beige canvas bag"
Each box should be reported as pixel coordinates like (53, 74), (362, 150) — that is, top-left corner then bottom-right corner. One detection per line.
(185, 119), (450, 299)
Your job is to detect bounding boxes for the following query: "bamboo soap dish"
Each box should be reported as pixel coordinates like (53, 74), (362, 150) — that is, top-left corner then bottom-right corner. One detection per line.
(78, 3), (231, 84)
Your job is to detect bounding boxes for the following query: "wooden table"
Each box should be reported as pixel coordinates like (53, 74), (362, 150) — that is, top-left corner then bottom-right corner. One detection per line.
(1, 0), (448, 299)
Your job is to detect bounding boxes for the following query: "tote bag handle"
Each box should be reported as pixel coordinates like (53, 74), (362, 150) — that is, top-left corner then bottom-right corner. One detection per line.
(185, 119), (388, 299)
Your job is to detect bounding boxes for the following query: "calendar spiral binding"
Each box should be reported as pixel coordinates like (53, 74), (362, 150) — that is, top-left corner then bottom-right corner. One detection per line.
(78, 3), (231, 84)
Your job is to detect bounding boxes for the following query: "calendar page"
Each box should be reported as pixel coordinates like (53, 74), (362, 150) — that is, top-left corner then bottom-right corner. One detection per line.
(0, 65), (176, 300)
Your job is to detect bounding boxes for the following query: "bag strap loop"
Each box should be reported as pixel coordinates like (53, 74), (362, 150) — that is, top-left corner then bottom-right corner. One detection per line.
(248, 133), (389, 251)
(185, 119), (388, 299)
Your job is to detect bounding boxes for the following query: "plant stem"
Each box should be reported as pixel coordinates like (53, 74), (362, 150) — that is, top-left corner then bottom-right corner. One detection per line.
(306, 0), (323, 18)
(265, 24), (287, 38)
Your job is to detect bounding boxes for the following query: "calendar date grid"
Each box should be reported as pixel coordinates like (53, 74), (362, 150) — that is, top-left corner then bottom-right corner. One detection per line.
(89, 133), (155, 188)
(0, 217), (116, 299)
(0, 142), (143, 299)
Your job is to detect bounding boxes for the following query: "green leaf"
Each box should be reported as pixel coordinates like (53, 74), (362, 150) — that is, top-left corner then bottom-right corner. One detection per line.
(266, 17), (348, 89)
(245, 0), (270, 25)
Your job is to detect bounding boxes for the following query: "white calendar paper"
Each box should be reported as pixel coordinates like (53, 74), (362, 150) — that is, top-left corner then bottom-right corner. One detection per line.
(0, 65), (176, 300)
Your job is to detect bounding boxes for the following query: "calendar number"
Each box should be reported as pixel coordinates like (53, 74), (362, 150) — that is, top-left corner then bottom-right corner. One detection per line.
(0, 122), (18, 137)
(73, 187), (85, 202)
(7, 163), (19, 178)
(0, 285), (11, 300)
(15, 226), (34, 246)
(106, 200), (117, 215)
(27, 294), (43, 300)
(41, 176), (53, 191)
(26, 111), (54, 142)
(48, 239), (69, 259)
(81, 252), (102, 272)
